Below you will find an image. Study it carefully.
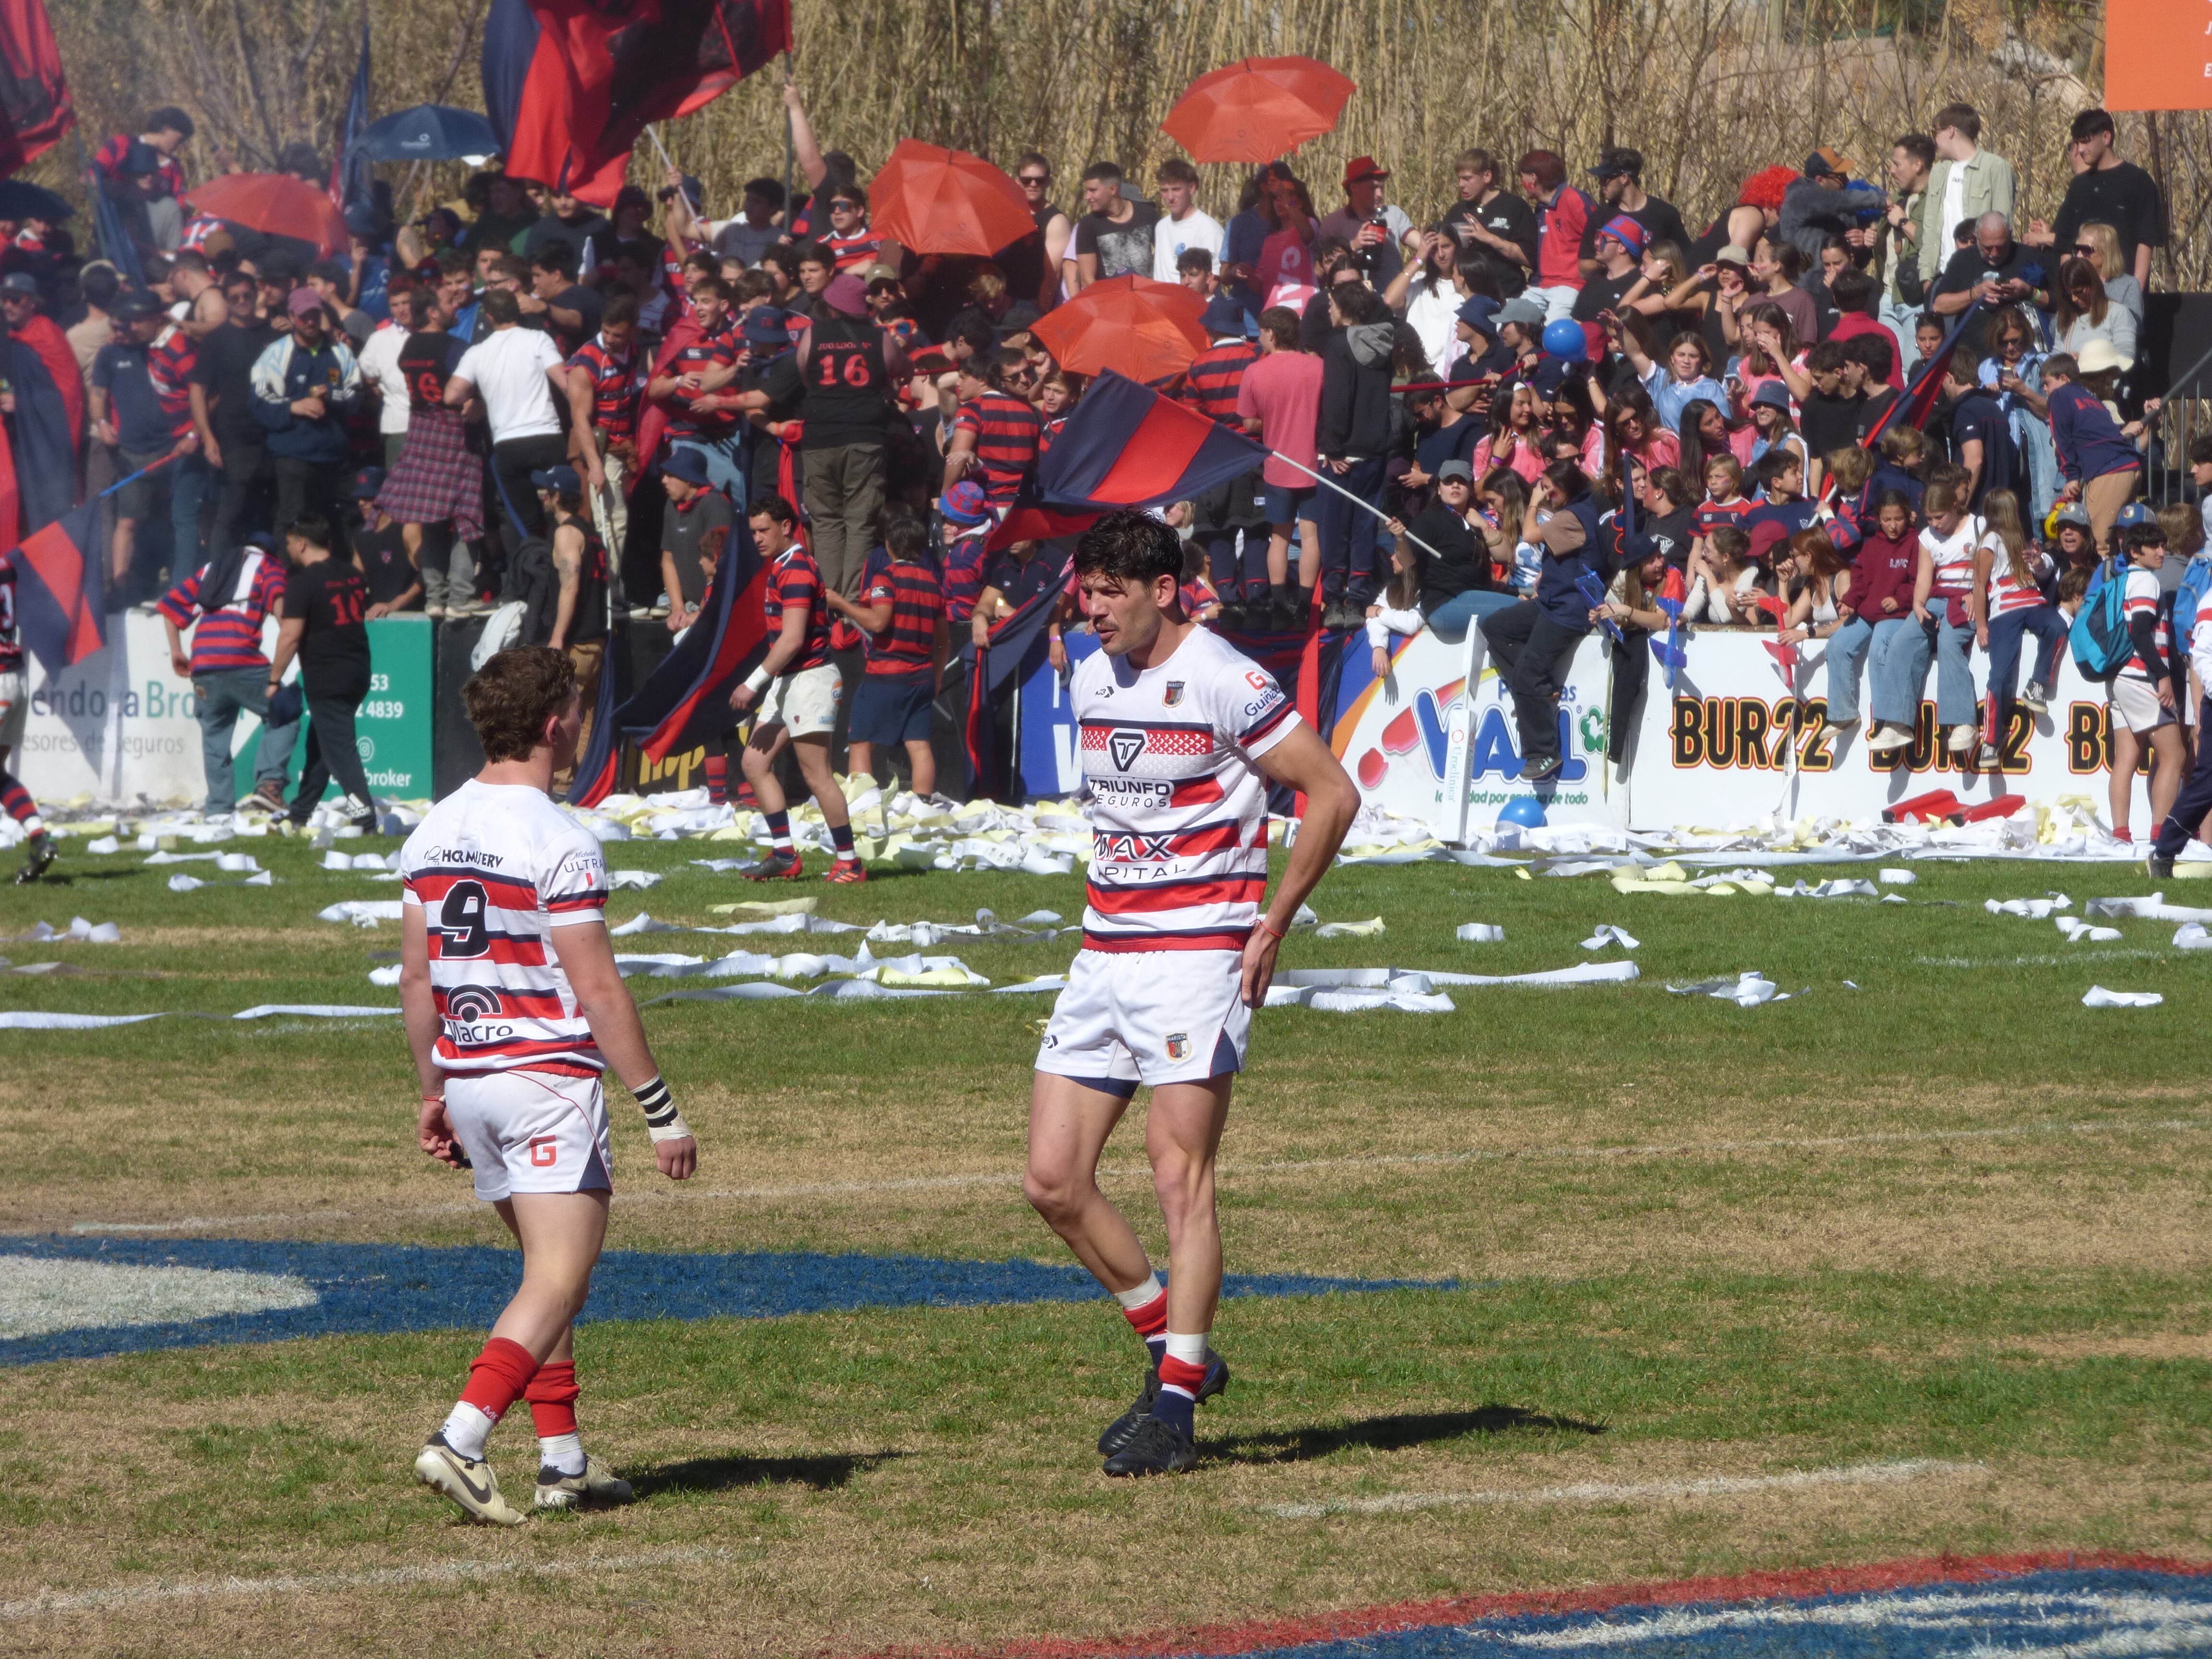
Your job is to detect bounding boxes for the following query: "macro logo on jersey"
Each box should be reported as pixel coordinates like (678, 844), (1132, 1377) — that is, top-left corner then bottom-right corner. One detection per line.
(1072, 628), (1300, 953)
(398, 782), (611, 1075)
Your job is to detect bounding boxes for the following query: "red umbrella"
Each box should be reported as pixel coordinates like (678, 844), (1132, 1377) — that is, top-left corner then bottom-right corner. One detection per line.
(1029, 277), (1207, 385)
(869, 139), (1033, 257)
(1161, 56), (1355, 165)
(182, 172), (348, 257)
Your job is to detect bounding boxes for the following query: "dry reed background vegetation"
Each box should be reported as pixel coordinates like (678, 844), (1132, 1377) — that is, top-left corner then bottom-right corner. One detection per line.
(28, 0), (2212, 289)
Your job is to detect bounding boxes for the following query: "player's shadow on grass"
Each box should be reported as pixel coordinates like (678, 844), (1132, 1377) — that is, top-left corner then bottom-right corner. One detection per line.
(624, 1448), (906, 1497)
(1206, 1406), (1606, 1465)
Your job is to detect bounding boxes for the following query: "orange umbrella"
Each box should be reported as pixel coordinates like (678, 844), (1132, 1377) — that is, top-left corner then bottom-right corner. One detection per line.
(1161, 56), (1356, 165)
(182, 172), (348, 257)
(869, 139), (1033, 257)
(1029, 277), (1207, 384)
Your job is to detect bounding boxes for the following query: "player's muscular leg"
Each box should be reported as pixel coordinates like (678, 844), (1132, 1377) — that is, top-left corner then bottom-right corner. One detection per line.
(793, 734), (848, 827)
(491, 1199), (576, 1365)
(1146, 1078), (1234, 1334)
(741, 723), (790, 814)
(1025, 1073), (1151, 1291)
(487, 1191), (609, 1361)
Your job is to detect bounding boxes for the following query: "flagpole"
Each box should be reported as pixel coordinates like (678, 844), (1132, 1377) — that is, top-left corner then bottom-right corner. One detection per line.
(782, 52), (796, 231)
(1265, 450), (1448, 565)
(645, 124), (702, 231)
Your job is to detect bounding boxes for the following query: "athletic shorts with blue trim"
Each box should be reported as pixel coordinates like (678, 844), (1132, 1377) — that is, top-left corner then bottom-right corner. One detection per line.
(444, 1066), (613, 1203)
(1034, 947), (1249, 1095)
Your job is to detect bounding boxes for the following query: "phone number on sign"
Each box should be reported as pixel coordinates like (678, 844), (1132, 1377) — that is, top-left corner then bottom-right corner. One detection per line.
(362, 700), (407, 720)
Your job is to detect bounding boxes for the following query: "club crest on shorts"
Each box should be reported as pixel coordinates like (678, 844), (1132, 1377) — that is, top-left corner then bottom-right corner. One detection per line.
(1109, 729), (1144, 771)
(1164, 681), (1185, 707)
(1165, 1032), (1190, 1060)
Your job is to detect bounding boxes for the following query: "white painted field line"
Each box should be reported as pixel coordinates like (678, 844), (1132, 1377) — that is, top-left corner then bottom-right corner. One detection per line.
(0, 1543), (724, 1621)
(1263, 1457), (1981, 1519)
(59, 1116), (2212, 1237)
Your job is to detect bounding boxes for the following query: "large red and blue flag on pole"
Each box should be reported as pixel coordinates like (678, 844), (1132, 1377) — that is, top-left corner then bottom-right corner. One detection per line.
(611, 510), (770, 764)
(12, 494), (103, 673)
(0, 0), (71, 178)
(1036, 369), (1266, 511)
(329, 22), (373, 216)
(963, 545), (1073, 801)
(483, 0), (791, 207)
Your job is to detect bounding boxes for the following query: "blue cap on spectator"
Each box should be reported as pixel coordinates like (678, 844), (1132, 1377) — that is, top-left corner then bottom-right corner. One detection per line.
(1456, 295), (1499, 335)
(1200, 294), (1245, 337)
(1750, 380), (1792, 411)
(742, 305), (789, 347)
(661, 448), (712, 487)
(939, 480), (991, 526)
(1530, 359), (1570, 399)
(243, 531), (280, 553)
(2114, 501), (2155, 530)
(347, 466), (385, 500)
(530, 465), (582, 494)
(2051, 502), (2090, 529)
(0, 272), (37, 299)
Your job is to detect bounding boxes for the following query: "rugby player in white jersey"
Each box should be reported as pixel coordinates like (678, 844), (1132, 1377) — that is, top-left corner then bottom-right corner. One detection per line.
(1026, 512), (1358, 1476)
(398, 647), (698, 1524)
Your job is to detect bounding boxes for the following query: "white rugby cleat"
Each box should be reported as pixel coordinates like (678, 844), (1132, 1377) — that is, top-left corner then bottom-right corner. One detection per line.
(414, 1435), (529, 1526)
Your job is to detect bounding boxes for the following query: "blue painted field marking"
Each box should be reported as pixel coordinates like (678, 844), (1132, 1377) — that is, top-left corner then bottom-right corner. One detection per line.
(0, 1236), (1451, 1366)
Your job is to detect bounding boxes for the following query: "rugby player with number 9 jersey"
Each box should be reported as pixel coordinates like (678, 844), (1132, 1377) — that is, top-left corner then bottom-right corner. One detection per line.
(1026, 513), (1358, 1477)
(398, 647), (698, 1525)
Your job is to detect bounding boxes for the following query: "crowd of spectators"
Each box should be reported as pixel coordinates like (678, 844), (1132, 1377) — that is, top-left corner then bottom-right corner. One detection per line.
(10, 88), (2210, 846)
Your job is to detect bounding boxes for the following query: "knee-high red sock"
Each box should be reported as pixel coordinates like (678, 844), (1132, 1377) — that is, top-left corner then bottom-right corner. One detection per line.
(704, 753), (728, 805)
(457, 1335), (540, 1426)
(525, 1360), (579, 1438)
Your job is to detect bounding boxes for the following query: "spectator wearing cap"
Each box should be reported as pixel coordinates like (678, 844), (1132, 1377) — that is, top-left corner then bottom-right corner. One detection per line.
(1454, 296), (1514, 379)
(656, 446), (731, 631)
(1516, 151), (1591, 323)
(1581, 149), (1687, 277)
(1918, 103), (2016, 287)
(1375, 457), (1509, 649)
(1570, 214), (1650, 350)
(936, 480), (994, 626)
(249, 288), (364, 559)
(1779, 146), (1887, 269)
(1316, 156), (1415, 289)
(346, 466), (421, 617)
(1492, 294), (1549, 370)
(1660, 243), (1755, 373)
(757, 271), (902, 603)
(2042, 350), (2141, 557)
(90, 291), (185, 604)
(444, 286), (568, 547)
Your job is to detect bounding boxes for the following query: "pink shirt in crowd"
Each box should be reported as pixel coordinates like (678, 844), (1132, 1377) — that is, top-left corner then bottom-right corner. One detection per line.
(1238, 349), (1326, 489)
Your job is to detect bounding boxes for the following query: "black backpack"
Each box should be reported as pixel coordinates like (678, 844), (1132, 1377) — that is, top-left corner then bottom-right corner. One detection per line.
(507, 536), (560, 647)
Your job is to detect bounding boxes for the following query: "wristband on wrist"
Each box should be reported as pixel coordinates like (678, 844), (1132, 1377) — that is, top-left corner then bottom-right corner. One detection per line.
(743, 666), (772, 695)
(632, 1075), (691, 1142)
(1255, 916), (1287, 942)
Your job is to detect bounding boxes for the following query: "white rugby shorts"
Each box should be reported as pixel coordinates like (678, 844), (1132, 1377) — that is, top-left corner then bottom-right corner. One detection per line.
(1035, 947), (1249, 1093)
(0, 670), (25, 752)
(759, 661), (842, 738)
(2110, 673), (2177, 736)
(443, 1066), (613, 1203)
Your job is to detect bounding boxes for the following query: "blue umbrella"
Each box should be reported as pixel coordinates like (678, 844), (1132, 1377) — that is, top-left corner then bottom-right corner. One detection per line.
(359, 104), (500, 164)
(0, 180), (71, 223)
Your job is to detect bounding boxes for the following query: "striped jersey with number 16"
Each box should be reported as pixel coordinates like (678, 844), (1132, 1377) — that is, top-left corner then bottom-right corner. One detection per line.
(1073, 625), (1299, 952)
(399, 780), (611, 1074)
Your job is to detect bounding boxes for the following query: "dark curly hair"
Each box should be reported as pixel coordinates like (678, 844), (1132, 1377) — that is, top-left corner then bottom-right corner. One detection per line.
(1072, 510), (1182, 587)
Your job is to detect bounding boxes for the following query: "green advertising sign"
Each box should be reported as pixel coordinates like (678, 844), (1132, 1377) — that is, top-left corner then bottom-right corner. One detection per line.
(261, 615), (437, 805)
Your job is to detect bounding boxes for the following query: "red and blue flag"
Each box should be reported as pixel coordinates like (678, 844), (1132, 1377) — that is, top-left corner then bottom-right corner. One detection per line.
(1036, 369), (1266, 511)
(1860, 305), (1976, 452)
(963, 546), (1072, 801)
(483, 0), (790, 207)
(612, 509), (769, 763)
(563, 640), (631, 807)
(12, 494), (102, 673)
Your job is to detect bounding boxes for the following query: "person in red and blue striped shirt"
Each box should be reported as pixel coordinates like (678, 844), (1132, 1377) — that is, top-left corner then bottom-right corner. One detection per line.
(156, 534), (301, 816)
(829, 514), (947, 800)
(819, 189), (882, 272)
(944, 352), (1042, 506)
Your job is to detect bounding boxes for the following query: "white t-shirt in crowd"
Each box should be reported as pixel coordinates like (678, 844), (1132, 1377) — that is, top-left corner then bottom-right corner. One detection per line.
(1151, 208), (1224, 284)
(355, 322), (411, 435)
(452, 325), (565, 443)
(1940, 157), (1969, 249)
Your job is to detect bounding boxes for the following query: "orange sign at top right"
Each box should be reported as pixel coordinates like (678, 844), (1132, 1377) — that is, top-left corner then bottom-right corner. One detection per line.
(2107, 0), (2212, 110)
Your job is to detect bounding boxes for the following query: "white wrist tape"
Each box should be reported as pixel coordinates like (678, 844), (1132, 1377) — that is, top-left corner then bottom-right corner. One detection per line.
(744, 666), (773, 695)
(632, 1075), (690, 1142)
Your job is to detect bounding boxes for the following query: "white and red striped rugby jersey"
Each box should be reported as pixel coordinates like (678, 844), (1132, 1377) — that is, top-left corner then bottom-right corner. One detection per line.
(399, 780), (611, 1074)
(1073, 625), (1299, 952)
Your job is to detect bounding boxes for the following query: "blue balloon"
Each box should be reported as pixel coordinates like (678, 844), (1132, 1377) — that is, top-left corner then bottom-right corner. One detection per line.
(1497, 795), (1549, 829)
(1541, 319), (1588, 362)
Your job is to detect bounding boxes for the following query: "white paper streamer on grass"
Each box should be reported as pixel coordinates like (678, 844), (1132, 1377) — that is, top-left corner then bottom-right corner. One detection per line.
(0, 1003), (396, 1030)
(83, 836), (120, 855)
(2175, 923), (2212, 951)
(607, 870), (661, 890)
(1579, 925), (1639, 950)
(1986, 893), (2071, 918)
(321, 851), (396, 872)
(2054, 916), (2122, 943)
(1266, 978), (1455, 1013)
(2083, 985), (2163, 1008)
(1457, 923), (1504, 943)
(2086, 893), (2212, 923)
(1274, 962), (1637, 990)
(318, 901), (407, 926)
(1312, 917), (1386, 938)
(3, 918), (120, 944)
(1776, 878), (1878, 899)
(168, 870), (273, 892)
(1667, 972), (1791, 1007)
(1878, 868), (1916, 885)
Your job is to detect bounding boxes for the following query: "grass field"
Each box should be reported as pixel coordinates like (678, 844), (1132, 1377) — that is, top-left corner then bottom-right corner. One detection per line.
(3, 830), (2210, 1656)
